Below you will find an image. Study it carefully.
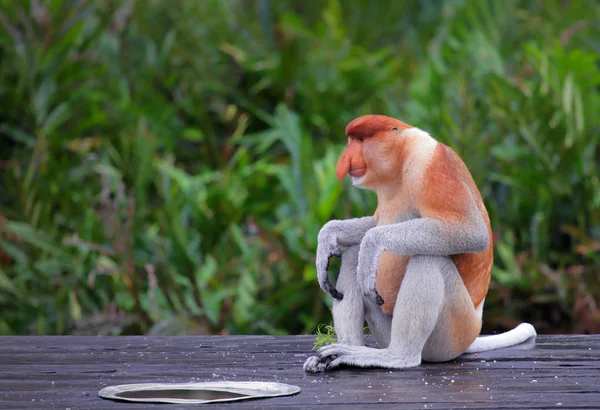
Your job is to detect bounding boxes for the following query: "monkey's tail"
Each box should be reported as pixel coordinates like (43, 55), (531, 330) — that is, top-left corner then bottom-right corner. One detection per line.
(465, 323), (537, 353)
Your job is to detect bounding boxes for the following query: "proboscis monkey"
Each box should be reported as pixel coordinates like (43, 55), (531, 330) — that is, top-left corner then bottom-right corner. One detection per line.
(304, 115), (536, 372)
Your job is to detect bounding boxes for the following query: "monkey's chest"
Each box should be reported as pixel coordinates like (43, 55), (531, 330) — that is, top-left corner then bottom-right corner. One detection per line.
(376, 252), (411, 314)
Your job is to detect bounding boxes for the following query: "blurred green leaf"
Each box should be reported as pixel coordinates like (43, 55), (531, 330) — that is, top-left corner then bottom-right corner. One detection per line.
(0, 0), (598, 337)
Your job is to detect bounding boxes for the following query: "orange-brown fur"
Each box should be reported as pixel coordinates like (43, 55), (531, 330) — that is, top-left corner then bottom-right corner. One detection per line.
(443, 290), (484, 355)
(337, 116), (493, 315)
(421, 144), (492, 309)
(376, 252), (410, 313)
(345, 115), (412, 140)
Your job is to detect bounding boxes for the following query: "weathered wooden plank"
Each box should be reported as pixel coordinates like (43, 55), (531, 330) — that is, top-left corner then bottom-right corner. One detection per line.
(0, 335), (599, 408)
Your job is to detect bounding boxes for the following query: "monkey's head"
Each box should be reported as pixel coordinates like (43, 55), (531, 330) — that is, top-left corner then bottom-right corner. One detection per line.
(336, 115), (413, 190)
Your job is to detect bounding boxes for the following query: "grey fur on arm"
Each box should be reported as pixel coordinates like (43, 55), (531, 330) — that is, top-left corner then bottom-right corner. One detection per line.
(316, 216), (377, 299)
(358, 216), (489, 305)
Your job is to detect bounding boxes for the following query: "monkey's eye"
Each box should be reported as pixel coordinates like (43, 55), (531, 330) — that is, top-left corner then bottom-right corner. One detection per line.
(357, 137), (365, 142)
(391, 127), (398, 131)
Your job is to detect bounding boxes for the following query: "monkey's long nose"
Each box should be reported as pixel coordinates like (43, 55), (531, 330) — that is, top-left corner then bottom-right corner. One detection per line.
(335, 152), (351, 181)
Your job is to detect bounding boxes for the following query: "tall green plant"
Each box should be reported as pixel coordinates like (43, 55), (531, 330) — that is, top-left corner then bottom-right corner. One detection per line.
(0, 0), (598, 336)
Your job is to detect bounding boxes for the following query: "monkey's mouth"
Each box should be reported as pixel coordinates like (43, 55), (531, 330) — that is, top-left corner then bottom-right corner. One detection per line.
(349, 167), (366, 177)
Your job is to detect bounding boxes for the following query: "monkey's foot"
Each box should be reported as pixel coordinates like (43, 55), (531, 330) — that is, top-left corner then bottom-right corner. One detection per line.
(305, 344), (421, 372)
(303, 355), (332, 373)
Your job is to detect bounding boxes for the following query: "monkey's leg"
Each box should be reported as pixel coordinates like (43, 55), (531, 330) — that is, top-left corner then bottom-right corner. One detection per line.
(304, 245), (366, 372)
(313, 256), (477, 370)
(421, 257), (481, 362)
(331, 245), (367, 345)
(364, 298), (392, 348)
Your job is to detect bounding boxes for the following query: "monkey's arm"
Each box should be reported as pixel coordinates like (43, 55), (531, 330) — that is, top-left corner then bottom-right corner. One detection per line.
(358, 215), (489, 305)
(316, 216), (377, 299)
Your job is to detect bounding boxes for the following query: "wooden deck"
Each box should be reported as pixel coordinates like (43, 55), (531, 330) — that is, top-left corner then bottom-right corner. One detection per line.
(1, 334), (599, 408)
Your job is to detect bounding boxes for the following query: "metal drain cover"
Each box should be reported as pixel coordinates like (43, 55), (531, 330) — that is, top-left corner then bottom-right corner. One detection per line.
(98, 381), (301, 404)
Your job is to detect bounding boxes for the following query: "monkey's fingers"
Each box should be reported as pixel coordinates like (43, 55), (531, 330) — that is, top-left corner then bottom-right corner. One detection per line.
(323, 279), (344, 300)
(361, 287), (384, 307)
(375, 290), (384, 306)
(320, 256), (344, 300)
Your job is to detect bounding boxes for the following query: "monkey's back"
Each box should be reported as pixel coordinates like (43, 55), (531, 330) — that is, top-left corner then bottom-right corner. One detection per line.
(375, 142), (493, 314)
(440, 144), (493, 309)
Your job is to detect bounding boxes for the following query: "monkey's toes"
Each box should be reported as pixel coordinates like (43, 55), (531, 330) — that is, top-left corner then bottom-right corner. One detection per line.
(303, 356), (320, 372)
(303, 355), (330, 373)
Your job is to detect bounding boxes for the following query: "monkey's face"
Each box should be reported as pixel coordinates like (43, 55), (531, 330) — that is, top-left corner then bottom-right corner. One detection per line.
(337, 115), (413, 190)
(335, 131), (399, 190)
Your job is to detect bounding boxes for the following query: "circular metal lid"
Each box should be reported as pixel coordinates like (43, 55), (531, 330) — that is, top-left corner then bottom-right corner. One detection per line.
(98, 381), (301, 404)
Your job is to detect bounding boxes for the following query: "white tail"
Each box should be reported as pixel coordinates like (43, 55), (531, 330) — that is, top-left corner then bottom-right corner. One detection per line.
(465, 323), (537, 353)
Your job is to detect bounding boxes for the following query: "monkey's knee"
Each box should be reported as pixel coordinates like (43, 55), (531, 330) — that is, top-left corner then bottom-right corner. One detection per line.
(398, 255), (450, 296)
(407, 255), (454, 274)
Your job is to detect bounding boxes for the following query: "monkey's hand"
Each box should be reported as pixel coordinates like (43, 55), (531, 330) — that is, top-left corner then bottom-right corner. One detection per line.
(315, 217), (378, 300)
(357, 229), (385, 306)
(316, 220), (344, 300)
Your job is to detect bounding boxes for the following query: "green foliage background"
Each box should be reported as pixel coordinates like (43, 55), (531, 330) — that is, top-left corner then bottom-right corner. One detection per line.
(0, 0), (599, 336)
